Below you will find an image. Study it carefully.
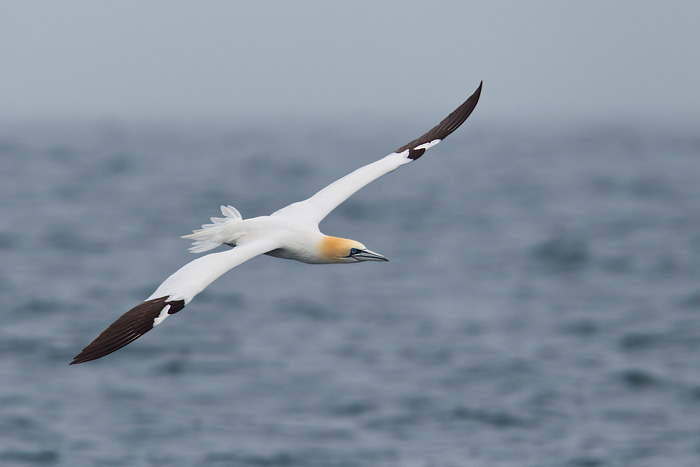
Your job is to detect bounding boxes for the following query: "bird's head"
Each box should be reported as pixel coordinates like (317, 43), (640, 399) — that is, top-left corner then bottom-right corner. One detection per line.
(319, 236), (389, 264)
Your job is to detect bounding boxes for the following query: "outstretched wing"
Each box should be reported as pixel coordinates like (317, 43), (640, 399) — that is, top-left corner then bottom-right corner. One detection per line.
(274, 81), (482, 224)
(71, 238), (279, 364)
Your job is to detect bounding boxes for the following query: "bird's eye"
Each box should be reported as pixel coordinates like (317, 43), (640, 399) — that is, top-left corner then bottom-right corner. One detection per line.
(350, 248), (360, 255)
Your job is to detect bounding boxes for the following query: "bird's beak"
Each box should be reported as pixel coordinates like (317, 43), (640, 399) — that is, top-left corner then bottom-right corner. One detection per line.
(353, 249), (389, 262)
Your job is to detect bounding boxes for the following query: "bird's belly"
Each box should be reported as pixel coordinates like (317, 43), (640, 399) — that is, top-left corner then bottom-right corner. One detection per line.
(264, 247), (325, 264)
(264, 248), (292, 260)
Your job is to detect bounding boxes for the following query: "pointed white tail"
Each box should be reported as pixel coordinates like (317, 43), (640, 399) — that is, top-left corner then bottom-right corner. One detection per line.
(182, 205), (243, 253)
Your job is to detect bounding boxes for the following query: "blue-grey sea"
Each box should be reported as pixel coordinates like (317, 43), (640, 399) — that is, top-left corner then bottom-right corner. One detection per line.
(2, 118), (700, 466)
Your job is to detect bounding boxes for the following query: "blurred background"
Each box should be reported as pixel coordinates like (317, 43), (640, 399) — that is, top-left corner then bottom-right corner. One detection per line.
(1, 2), (700, 466)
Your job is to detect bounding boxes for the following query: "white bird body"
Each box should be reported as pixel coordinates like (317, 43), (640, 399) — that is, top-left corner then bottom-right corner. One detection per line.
(71, 82), (482, 364)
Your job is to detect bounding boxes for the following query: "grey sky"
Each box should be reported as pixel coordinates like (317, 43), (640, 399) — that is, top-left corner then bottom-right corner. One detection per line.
(1, 1), (699, 126)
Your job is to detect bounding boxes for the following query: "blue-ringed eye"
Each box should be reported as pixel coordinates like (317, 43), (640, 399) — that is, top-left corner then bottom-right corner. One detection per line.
(350, 248), (360, 255)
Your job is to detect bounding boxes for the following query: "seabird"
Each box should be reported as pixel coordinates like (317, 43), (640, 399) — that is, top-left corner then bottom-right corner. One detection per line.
(71, 82), (482, 364)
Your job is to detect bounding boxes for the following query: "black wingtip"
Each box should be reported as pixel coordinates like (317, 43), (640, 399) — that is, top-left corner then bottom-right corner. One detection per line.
(70, 297), (185, 365)
(397, 80), (483, 160)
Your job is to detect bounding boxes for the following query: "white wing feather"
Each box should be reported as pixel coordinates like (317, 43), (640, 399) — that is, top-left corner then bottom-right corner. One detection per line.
(273, 151), (411, 223)
(71, 237), (280, 364)
(148, 237), (280, 304)
(274, 82), (482, 224)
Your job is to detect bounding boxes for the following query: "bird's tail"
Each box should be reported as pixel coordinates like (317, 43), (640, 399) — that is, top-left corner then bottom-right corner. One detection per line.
(182, 205), (243, 253)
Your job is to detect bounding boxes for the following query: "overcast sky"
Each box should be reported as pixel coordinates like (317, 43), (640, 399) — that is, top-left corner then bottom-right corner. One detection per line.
(1, 1), (699, 127)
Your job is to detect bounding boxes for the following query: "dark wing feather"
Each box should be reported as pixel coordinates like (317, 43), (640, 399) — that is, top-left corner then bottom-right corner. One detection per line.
(70, 296), (185, 364)
(396, 81), (482, 160)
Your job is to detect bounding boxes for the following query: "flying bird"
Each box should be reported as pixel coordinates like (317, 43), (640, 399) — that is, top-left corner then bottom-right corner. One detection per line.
(71, 82), (482, 364)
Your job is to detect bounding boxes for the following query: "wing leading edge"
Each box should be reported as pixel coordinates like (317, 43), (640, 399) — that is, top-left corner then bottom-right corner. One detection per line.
(279, 81), (483, 223)
(71, 238), (280, 364)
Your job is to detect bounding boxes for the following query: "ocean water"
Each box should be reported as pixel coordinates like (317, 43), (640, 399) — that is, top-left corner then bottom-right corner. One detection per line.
(1, 119), (700, 466)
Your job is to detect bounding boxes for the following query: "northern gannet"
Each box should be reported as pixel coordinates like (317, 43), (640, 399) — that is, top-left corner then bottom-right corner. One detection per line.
(71, 82), (482, 364)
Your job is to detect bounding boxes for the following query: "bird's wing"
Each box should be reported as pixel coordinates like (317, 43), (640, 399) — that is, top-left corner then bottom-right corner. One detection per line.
(71, 237), (280, 364)
(273, 81), (482, 224)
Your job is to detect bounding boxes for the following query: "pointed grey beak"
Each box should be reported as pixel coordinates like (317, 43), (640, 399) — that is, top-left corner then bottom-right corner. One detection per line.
(353, 249), (389, 262)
